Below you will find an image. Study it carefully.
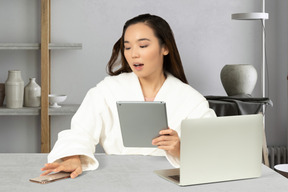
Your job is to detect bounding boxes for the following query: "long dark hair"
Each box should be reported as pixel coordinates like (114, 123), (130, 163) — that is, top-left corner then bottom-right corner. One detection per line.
(106, 14), (188, 84)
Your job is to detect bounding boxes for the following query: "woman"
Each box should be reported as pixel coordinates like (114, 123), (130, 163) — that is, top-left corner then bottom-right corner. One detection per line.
(41, 14), (216, 179)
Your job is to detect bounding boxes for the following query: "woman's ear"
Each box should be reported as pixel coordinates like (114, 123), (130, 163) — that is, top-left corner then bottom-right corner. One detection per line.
(162, 46), (169, 56)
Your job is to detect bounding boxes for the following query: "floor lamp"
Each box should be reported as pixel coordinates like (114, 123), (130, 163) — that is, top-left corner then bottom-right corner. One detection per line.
(231, 0), (269, 166)
(231, 0), (269, 98)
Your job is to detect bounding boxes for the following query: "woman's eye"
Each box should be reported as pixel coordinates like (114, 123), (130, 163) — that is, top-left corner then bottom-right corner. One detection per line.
(124, 47), (131, 50)
(140, 45), (148, 48)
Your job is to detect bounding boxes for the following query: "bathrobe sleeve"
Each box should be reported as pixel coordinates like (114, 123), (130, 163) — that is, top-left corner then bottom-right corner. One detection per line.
(48, 86), (106, 171)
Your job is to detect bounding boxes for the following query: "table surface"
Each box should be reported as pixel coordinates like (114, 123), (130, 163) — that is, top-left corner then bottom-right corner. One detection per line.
(1, 153), (288, 192)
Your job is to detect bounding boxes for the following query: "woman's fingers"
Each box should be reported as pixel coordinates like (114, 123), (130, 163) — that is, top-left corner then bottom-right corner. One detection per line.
(40, 155), (82, 179)
(53, 165), (66, 173)
(159, 128), (174, 136)
(70, 167), (82, 179)
(40, 163), (65, 176)
(154, 139), (172, 146)
(152, 129), (178, 146)
(40, 170), (53, 176)
(152, 128), (180, 158)
(41, 163), (59, 171)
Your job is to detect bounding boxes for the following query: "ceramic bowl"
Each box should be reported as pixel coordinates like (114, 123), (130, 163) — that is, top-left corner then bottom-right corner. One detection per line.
(48, 94), (67, 108)
(274, 164), (288, 178)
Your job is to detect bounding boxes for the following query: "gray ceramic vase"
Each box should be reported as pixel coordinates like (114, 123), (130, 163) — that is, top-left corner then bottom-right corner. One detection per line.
(5, 70), (24, 108)
(220, 64), (257, 96)
(24, 78), (41, 107)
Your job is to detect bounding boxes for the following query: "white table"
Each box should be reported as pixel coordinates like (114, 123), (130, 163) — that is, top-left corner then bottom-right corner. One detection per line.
(0, 153), (288, 192)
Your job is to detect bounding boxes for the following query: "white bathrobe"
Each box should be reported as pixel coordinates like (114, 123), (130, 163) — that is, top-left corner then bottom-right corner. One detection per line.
(48, 72), (216, 171)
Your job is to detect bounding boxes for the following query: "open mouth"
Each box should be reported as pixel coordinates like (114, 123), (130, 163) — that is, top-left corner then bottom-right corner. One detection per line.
(133, 63), (144, 67)
(133, 63), (144, 71)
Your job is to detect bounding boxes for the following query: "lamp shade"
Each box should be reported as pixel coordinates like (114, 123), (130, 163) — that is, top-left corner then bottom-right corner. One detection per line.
(232, 12), (269, 20)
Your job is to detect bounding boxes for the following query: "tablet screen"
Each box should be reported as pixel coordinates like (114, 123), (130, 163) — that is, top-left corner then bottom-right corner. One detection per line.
(116, 101), (168, 147)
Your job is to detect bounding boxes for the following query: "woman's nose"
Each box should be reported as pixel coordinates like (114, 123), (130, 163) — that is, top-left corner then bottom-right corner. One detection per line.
(131, 48), (140, 58)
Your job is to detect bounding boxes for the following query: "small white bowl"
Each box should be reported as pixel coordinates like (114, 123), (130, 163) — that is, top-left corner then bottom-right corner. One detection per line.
(274, 164), (288, 178)
(48, 94), (67, 108)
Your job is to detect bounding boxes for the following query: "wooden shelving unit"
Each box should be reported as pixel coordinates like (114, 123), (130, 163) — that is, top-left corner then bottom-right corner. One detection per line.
(0, 0), (82, 153)
(40, 0), (82, 152)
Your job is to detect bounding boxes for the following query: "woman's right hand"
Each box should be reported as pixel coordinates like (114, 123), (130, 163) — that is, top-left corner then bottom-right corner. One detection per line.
(40, 155), (82, 179)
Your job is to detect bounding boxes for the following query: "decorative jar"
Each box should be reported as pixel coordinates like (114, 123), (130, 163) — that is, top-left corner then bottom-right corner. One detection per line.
(220, 64), (257, 96)
(5, 70), (24, 108)
(24, 78), (41, 107)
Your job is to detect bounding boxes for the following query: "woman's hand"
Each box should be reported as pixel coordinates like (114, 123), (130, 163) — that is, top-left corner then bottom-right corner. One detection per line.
(40, 155), (82, 179)
(152, 128), (180, 159)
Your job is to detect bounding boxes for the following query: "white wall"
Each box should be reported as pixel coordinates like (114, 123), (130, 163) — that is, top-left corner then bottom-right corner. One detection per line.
(265, 0), (288, 147)
(0, 0), (41, 152)
(0, 0), (287, 152)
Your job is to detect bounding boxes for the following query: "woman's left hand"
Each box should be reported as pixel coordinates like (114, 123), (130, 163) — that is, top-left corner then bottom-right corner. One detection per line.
(152, 128), (180, 158)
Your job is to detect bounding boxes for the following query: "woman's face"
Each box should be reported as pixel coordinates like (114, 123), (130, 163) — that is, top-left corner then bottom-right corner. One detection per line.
(123, 23), (168, 80)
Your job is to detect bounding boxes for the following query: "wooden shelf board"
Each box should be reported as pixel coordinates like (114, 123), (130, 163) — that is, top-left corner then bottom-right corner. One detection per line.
(0, 43), (39, 50)
(0, 106), (39, 115)
(0, 104), (79, 116)
(49, 104), (79, 115)
(49, 43), (82, 50)
(0, 43), (82, 50)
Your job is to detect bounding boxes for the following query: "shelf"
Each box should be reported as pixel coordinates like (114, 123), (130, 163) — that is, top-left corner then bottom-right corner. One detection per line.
(231, 12), (269, 20)
(0, 106), (39, 115)
(0, 1), (83, 153)
(49, 104), (80, 115)
(0, 43), (82, 50)
(0, 104), (79, 116)
(0, 43), (39, 50)
(49, 43), (82, 50)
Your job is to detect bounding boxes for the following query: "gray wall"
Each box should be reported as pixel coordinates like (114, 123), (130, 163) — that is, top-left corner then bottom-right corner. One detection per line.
(0, 0), (287, 153)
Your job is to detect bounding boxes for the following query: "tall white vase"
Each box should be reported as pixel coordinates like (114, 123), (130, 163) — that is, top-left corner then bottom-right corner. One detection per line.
(220, 64), (257, 96)
(5, 70), (24, 108)
(24, 78), (41, 107)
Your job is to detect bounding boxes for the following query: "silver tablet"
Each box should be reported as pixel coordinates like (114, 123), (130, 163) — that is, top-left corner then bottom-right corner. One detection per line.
(116, 101), (168, 147)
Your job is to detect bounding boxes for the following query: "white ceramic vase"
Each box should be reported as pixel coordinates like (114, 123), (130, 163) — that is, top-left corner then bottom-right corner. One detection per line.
(24, 78), (41, 107)
(220, 64), (257, 96)
(5, 70), (24, 108)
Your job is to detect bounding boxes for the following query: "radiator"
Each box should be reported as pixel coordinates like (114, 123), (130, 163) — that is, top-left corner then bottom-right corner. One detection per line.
(268, 146), (288, 168)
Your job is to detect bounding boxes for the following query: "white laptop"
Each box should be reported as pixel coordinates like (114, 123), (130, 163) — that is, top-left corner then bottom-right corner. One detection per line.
(154, 114), (263, 186)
